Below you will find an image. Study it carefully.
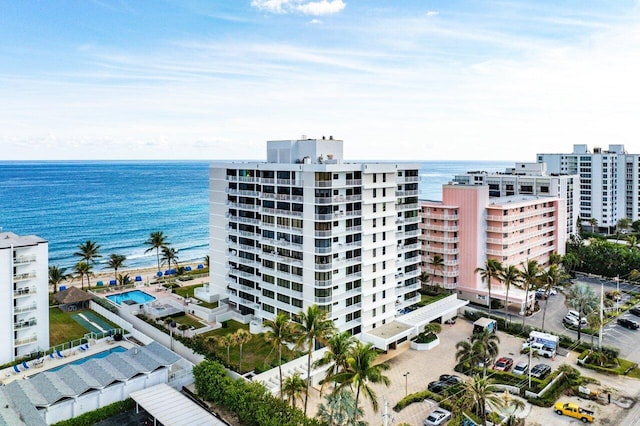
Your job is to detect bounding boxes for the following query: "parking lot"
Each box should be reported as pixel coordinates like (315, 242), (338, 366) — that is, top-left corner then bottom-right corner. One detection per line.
(520, 277), (640, 364)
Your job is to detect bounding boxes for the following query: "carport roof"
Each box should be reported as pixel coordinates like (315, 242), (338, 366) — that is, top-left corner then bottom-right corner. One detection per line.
(130, 383), (224, 426)
(397, 295), (469, 329)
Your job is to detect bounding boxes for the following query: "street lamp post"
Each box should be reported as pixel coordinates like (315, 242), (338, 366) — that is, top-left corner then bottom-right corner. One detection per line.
(599, 281), (604, 350)
(403, 372), (410, 397)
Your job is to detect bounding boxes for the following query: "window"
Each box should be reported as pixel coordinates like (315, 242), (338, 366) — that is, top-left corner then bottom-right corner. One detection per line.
(373, 218), (377, 228)
(373, 174), (377, 183)
(373, 188), (377, 198)
(383, 174), (386, 182)
(382, 188), (386, 197)
(373, 294), (377, 302)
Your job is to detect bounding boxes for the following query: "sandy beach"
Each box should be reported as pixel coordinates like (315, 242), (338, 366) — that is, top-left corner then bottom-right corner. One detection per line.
(52, 262), (208, 291)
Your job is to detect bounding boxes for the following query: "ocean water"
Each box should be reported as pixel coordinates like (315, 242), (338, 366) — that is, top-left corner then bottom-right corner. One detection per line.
(0, 160), (511, 270)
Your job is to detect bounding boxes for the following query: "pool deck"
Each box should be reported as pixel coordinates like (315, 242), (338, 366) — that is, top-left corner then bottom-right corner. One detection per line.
(1, 339), (135, 385)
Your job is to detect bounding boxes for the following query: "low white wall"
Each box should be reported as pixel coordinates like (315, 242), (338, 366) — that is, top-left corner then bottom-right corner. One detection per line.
(89, 301), (154, 345)
(410, 337), (440, 351)
(524, 372), (564, 399)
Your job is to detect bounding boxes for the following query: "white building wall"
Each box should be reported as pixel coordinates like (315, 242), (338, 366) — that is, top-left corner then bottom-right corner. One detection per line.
(0, 232), (48, 365)
(208, 138), (421, 337)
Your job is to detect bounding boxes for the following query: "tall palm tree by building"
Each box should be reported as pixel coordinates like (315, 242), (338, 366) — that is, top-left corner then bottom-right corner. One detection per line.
(540, 265), (568, 331)
(499, 265), (521, 325)
(74, 240), (101, 287)
(585, 312), (601, 349)
(419, 271), (430, 293)
(430, 254), (445, 288)
(107, 253), (126, 286)
(589, 217), (598, 233)
(459, 374), (505, 426)
(293, 305), (336, 416)
(204, 255), (210, 269)
(333, 341), (390, 425)
(234, 329), (252, 373)
(282, 372), (306, 408)
(313, 331), (356, 396)
(74, 261), (92, 290)
(564, 282), (599, 341)
(48, 265), (69, 294)
(475, 259), (502, 315)
(264, 312), (292, 399)
(519, 260), (541, 328)
(210, 334), (236, 364)
(144, 231), (169, 273)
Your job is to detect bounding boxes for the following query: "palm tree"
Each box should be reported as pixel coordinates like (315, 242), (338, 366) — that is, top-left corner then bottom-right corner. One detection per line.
(333, 341), (391, 425)
(74, 261), (92, 290)
(317, 389), (365, 426)
(589, 217), (598, 233)
(627, 235), (639, 251)
(418, 271), (430, 293)
(459, 374), (505, 426)
(564, 282), (599, 341)
(117, 273), (131, 286)
(144, 231), (169, 273)
(293, 305), (336, 416)
(475, 259), (502, 314)
(282, 372), (307, 408)
(430, 254), (445, 288)
(234, 328), (252, 373)
(585, 312), (601, 349)
(498, 390), (525, 426)
(549, 252), (562, 266)
(48, 265), (69, 294)
(520, 260), (541, 327)
(161, 246), (179, 272)
(455, 340), (485, 374)
(540, 265), (569, 331)
(562, 252), (580, 277)
(313, 331), (356, 396)
(472, 329), (500, 378)
(499, 265), (521, 325)
(74, 240), (101, 287)
(211, 334), (236, 364)
(107, 253), (126, 286)
(204, 255), (210, 269)
(264, 313), (293, 399)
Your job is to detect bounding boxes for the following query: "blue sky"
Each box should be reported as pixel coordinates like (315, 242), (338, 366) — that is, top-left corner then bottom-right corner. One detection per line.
(1, 0), (639, 161)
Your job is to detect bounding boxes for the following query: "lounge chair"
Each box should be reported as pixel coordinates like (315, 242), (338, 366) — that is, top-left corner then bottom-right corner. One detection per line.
(79, 344), (87, 352)
(21, 361), (29, 370)
(13, 365), (20, 374)
(56, 350), (65, 358)
(49, 353), (55, 360)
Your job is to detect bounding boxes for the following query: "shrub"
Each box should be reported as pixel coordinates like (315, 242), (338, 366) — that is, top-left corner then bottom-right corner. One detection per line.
(194, 360), (322, 426)
(413, 332), (438, 344)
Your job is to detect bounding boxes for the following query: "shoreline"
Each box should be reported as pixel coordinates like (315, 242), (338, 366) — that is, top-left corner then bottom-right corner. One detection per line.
(53, 262), (208, 291)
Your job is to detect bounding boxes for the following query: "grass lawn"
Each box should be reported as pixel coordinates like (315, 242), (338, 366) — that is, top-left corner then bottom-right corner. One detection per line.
(49, 307), (120, 347)
(175, 314), (206, 329)
(201, 321), (301, 373)
(173, 284), (218, 309)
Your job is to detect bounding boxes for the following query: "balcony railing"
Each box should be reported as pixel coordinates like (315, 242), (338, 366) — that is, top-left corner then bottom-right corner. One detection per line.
(15, 334), (38, 346)
(13, 273), (36, 282)
(397, 203), (419, 211)
(14, 286), (36, 296)
(262, 207), (303, 217)
(14, 319), (37, 329)
(14, 303), (37, 314)
(13, 255), (36, 265)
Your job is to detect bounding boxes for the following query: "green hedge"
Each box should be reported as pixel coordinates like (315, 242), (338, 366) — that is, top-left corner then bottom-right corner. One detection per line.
(91, 296), (119, 313)
(52, 399), (135, 426)
(194, 360), (323, 426)
(582, 358), (638, 375)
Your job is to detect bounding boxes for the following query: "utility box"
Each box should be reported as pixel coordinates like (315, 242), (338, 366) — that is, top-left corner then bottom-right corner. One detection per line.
(473, 318), (497, 334)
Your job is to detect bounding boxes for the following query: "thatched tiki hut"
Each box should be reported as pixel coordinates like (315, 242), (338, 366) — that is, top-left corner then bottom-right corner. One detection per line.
(53, 287), (93, 312)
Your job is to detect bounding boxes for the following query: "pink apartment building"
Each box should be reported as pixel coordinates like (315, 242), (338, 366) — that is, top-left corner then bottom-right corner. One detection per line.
(420, 183), (567, 313)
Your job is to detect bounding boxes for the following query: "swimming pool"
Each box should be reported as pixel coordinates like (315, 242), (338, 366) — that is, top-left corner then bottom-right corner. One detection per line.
(106, 290), (156, 305)
(48, 346), (127, 372)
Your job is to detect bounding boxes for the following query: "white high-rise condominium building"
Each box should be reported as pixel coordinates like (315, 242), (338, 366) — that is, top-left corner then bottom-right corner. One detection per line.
(0, 231), (49, 364)
(453, 162), (579, 236)
(209, 138), (421, 336)
(538, 144), (640, 230)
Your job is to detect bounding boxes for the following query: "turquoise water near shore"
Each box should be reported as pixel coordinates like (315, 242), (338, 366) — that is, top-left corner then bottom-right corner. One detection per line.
(0, 160), (511, 269)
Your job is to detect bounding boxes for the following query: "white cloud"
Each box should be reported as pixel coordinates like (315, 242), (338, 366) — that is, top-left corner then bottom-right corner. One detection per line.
(295, 0), (345, 15)
(308, 18), (322, 25)
(426, 10), (438, 17)
(251, 0), (345, 16)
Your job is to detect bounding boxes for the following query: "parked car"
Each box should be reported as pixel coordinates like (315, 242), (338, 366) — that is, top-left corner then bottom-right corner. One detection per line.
(424, 408), (452, 426)
(512, 362), (529, 376)
(530, 364), (552, 379)
(629, 307), (640, 317)
(427, 381), (447, 394)
(566, 310), (580, 320)
(617, 318), (640, 330)
(438, 374), (462, 385)
(493, 357), (514, 372)
(563, 315), (587, 328)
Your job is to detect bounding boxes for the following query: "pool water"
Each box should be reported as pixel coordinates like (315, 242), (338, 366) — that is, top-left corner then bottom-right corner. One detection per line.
(106, 290), (156, 305)
(48, 346), (127, 372)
